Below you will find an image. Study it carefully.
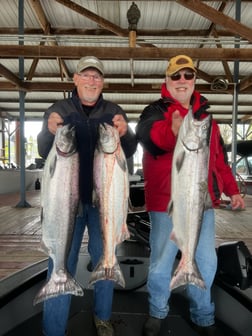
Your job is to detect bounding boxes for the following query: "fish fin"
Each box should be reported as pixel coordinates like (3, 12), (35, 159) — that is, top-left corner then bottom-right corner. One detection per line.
(33, 271), (83, 305)
(39, 240), (50, 255)
(88, 258), (125, 288)
(167, 200), (173, 216)
(49, 154), (57, 177)
(116, 153), (127, 172)
(169, 230), (177, 244)
(33, 270), (83, 305)
(175, 150), (185, 172)
(40, 207), (44, 224)
(204, 192), (213, 210)
(170, 256), (206, 291)
(128, 198), (134, 212)
(92, 189), (99, 207)
(118, 223), (131, 242)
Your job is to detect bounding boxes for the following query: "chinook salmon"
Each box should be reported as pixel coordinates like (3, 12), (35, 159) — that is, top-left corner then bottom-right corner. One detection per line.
(168, 109), (212, 290)
(89, 123), (130, 288)
(34, 124), (83, 305)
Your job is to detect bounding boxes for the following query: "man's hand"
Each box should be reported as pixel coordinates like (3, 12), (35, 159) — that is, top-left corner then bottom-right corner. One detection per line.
(171, 110), (183, 136)
(48, 112), (64, 135)
(112, 114), (127, 137)
(230, 194), (245, 210)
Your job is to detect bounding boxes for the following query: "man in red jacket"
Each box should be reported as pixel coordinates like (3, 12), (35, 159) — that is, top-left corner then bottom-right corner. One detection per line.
(136, 55), (245, 336)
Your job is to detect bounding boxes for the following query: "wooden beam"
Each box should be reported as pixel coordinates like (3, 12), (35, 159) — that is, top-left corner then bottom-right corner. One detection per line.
(0, 45), (252, 60)
(0, 63), (26, 90)
(54, 0), (155, 48)
(239, 76), (252, 92)
(28, 0), (71, 81)
(28, 0), (50, 32)
(54, 0), (127, 37)
(211, 29), (233, 83)
(176, 0), (252, 42)
(0, 81), (243, 94)
(0, 27), (242, 38)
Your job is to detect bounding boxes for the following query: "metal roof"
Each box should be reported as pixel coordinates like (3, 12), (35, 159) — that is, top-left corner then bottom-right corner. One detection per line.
(0, 0), (252, 124)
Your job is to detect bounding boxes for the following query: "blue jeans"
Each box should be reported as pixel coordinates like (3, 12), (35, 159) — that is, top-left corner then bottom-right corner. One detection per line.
(43, 204), (114, 336)
(147, 209), (217, 327)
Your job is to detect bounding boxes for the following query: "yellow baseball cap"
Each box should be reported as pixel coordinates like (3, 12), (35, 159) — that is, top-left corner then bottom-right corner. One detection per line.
(166, 55), (196, 76)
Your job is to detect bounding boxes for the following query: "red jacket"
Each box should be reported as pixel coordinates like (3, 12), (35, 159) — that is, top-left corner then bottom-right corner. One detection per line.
(136, 83), (240, 212)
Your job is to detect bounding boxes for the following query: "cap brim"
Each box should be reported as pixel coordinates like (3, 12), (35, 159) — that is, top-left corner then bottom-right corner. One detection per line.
(80, 66), (104, 75)
(168, 65), (196, 76)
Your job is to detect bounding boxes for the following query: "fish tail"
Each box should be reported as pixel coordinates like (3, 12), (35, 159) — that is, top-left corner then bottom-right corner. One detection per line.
(38, 240), (49, 255)
(119, 224), (131, 242)
(170, 260), (206, 291)
(88, 259), (125, 288)
(33, 271), (83, 305)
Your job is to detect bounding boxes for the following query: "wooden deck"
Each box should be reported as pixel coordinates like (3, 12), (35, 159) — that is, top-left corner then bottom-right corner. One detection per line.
(0, 190), (252, 281)
(0, 191), (88, 280)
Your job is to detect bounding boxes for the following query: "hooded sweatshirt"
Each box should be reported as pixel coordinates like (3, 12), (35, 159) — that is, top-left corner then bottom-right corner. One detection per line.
(136, 83), (240, 212)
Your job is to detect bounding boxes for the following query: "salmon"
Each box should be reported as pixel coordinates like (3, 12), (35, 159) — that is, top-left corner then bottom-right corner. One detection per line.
(168, 109), (212, 290)
(34, 124), (83, 305)
(89, 123), (130, 288)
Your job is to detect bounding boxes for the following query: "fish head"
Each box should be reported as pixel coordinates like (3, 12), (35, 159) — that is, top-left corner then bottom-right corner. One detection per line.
(55, 124), (77, 156)
(181, 109), (211, 151)
(98, 123), (119, 153)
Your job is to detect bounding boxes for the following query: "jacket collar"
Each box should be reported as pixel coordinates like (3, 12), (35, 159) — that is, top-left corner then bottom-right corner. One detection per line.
(160, 82), (209, 117)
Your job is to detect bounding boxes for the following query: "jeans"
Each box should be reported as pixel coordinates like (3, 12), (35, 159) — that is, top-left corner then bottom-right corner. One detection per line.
(43, 204), (114, 336)
(147, 209), (217, 327)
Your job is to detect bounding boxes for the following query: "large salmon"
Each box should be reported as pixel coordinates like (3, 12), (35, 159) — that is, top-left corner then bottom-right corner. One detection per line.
(89, 123), (130, 288)
(34, 124), (83, 305)
(168, 109), (212, 290)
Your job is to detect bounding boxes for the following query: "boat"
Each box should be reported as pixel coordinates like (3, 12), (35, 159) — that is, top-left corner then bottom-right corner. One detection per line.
(226, 140), (252, 196)
(0, 180), (251, 335)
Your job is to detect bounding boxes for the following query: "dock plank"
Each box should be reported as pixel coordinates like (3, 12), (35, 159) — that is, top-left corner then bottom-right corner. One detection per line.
(0, 191), (252, 281)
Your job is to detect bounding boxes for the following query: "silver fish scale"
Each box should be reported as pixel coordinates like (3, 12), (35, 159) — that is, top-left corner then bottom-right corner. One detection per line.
(168, 109), (211, 291)
(34, 125), (83, 305)
(90, 123), (130, 288)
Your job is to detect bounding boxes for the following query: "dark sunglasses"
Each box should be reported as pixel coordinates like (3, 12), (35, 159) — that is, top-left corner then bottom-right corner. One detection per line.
(170, 72), (195, 81)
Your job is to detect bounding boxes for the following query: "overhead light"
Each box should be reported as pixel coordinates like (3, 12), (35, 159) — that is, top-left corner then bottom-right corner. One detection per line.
(211, 77), (228, 91)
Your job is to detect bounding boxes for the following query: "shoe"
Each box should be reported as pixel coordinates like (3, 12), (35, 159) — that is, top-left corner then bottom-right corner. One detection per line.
(191, 323), (223, 336)
(93, 315), (114, 336)
(142, 316), (161, 336)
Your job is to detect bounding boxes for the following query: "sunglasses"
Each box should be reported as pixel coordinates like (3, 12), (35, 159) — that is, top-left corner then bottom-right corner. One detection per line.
(169, 72), (195, 81)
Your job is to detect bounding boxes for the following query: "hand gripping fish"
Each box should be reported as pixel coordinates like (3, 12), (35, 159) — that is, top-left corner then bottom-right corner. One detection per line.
(168, 109), (212, 290)
(34, 124), (83, 305)
(89, 123), (130, 288)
